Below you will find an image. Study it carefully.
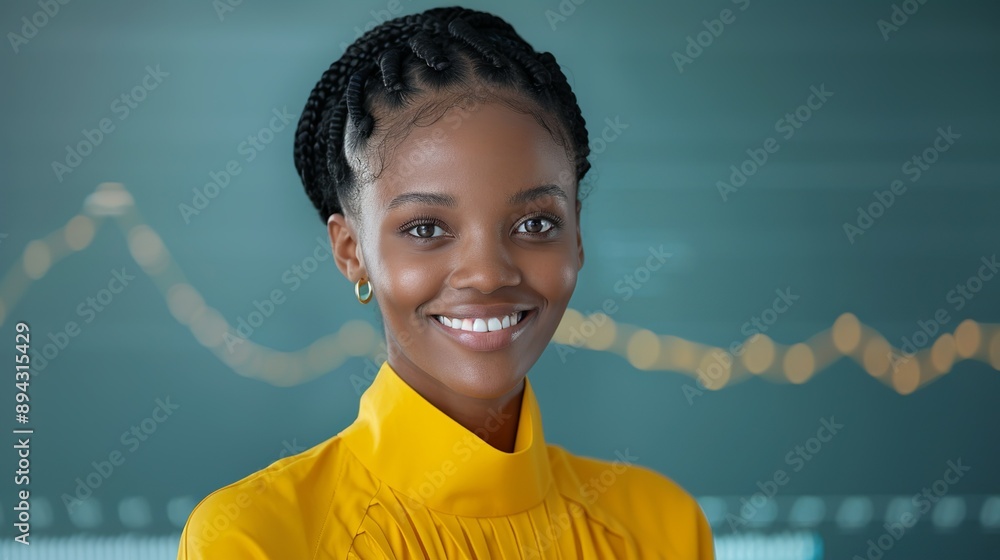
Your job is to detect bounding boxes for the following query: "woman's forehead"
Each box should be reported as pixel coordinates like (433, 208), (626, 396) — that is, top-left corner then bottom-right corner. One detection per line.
(370, 102), (572, 205)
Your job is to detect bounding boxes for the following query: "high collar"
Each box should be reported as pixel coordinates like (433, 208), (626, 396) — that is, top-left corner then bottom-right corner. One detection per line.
(339, 361), (553, 517)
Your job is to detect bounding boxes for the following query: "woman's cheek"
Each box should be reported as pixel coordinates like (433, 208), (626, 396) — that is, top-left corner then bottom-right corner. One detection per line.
(377, 255), (446, 329)
(531, 253), (578, 299)
(378, 261), (439, 347)
(393, 258), (444, 301)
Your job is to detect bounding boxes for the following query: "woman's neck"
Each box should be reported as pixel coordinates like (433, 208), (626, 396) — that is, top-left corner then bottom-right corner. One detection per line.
(440, 381), (524, 453)
(386, 357), (526, 453)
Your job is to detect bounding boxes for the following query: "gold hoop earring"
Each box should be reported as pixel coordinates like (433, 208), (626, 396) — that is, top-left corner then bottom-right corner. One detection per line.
(355, 276), (373, 304)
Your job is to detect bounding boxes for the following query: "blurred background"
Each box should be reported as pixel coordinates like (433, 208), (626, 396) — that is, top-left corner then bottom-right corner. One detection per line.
(2, 0), (999, 558)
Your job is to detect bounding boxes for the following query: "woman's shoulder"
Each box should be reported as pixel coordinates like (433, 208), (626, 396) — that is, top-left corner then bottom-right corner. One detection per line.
(546, 444), (714, 557)
(177, 434), (375, 559)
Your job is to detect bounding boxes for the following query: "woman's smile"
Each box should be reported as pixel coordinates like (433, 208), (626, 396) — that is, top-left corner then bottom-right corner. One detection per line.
(429, 307), (539, 352)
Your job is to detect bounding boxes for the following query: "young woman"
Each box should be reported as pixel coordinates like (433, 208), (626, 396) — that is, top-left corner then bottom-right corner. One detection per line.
(178, 6), (714, 558)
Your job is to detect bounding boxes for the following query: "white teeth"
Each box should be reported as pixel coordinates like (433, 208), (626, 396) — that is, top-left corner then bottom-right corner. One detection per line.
(434, 311), (528, 333)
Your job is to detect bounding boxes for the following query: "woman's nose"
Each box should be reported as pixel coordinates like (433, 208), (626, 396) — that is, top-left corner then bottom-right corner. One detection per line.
(447, 234), (522, 294)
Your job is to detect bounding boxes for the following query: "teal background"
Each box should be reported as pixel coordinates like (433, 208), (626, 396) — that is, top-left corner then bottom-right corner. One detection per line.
(1, 0), (998, 557)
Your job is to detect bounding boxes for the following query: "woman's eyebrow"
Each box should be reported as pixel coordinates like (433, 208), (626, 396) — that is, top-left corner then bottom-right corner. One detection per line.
(508, 184), (567, 205)
(387, 192), (457, 211)
(387, 184), (566, 211)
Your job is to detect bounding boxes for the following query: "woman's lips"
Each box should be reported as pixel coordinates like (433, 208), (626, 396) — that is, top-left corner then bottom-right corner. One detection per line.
(429, 308), (537, 352)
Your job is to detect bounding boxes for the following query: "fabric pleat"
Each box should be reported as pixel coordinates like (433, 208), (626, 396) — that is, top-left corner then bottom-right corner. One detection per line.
(342, 482), (646, 559)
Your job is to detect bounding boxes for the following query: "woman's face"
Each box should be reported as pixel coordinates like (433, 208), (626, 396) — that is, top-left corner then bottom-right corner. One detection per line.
(330, 100), (583, 400)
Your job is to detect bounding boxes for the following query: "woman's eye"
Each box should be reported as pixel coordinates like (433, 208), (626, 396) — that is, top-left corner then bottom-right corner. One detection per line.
(517, 217), (555, 235)
(408, 223), (445, 239)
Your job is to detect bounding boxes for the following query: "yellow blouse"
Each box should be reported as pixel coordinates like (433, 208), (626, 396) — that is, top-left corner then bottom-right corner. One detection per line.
(177, 361), (715, 559)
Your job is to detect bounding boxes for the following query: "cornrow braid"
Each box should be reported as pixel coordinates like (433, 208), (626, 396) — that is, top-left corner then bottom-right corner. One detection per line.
(446, 18), (505, 68)
(293, 6), (591, 223)
(408, 32), (451, 71)
(345, 67), (375, 139)
(377, 49), (405, 92)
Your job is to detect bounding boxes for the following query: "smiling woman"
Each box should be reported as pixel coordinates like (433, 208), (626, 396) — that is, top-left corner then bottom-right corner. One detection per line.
(177, 5), (714, 559)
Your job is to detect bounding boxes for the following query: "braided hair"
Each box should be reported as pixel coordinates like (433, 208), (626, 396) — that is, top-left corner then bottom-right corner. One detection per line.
(293, 6), (591, 223)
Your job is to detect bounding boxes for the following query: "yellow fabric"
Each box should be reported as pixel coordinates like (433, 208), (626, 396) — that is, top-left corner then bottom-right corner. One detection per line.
(177, 361), (715, 559)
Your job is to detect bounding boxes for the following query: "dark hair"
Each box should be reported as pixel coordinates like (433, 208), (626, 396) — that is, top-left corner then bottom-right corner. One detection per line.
(293, 6), (591, 223)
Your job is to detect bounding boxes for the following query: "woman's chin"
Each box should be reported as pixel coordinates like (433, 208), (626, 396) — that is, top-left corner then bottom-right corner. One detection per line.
(445, 363), (527, 400)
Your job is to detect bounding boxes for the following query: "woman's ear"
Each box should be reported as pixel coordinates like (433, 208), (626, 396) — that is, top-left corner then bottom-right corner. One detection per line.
(575, 199), (585, 271)
(327, 213), (366, 282)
